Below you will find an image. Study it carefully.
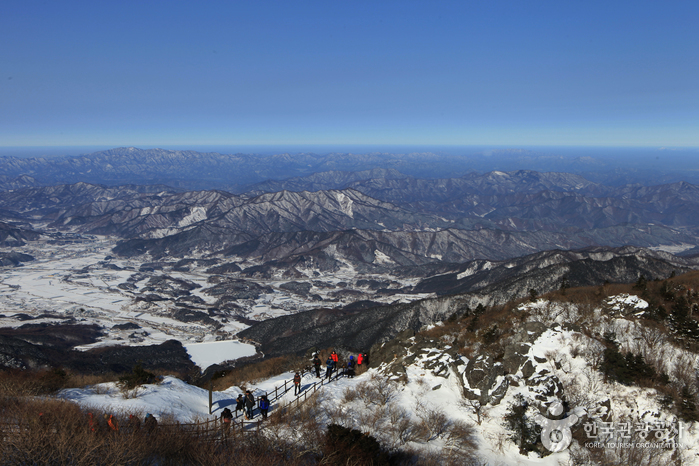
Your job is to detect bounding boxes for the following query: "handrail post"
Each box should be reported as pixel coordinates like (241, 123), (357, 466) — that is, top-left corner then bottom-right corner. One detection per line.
(208, 381), (213, 415)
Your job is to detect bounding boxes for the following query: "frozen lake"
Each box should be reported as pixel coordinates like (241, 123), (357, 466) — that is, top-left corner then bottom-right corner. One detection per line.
(184, 340), (257, 369)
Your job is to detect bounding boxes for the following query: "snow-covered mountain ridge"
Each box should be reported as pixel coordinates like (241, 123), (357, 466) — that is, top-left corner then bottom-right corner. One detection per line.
(57, 290), (699, 464)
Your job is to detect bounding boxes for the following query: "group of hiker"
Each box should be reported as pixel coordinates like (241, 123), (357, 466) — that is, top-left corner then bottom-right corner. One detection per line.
(78, 349), (370, 437)
(224, 390), (270, 423)
(313, 350), (368, 380)
(85, 412), (158, 434)
(220, 349), (368, 428)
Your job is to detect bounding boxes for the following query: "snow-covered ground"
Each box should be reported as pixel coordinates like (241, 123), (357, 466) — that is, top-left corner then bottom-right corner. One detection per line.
(49, 295), (699, 466)
(56, 307), (699, 465)
(59, 373), (297, 423)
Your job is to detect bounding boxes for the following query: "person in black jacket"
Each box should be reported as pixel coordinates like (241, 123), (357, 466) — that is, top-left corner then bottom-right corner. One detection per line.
(221, 407), (233, 435)
(312, 353), (322, 378)
(244, 390), (255, 420)
(235, 394), (245, 415)
(347, 355), (356, 378)
(144, 413), (157, 433)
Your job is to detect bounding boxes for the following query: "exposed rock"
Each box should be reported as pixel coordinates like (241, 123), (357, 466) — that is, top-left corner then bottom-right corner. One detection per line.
(463, 355), (507, 404)
(205, 262), (241, 274)
(0, 252), (34, 267)
(112, 322), (140, 331)
(279, 281), (312, 295)
(171, 309), (221, 328)
(502, 322), (547, 375)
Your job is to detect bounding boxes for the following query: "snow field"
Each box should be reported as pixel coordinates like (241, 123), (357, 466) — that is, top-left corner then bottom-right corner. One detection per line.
(0, 234), (432, 351)
(184, 340), (257, 369)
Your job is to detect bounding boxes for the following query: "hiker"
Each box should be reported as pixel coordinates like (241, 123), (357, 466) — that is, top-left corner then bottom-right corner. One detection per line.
(221, 407), (233, 435)
(331, 350), (339, 367)
(357, 352), (364, 374)
(325, 356), (334, 379)
(258, 395), (270, 419)
(347, 355), (356, 378)
(235, 394), (245, 415)
(312, 353), (322, 378)
(38, 412), (49, 429)
(245, 390), (255, 419)
(144, 413), (158, 433)
(106, 414), (119, 433)
(128, 414), (141, 433)
(87, 412), (97, 433)
(293, 372), (302, 395)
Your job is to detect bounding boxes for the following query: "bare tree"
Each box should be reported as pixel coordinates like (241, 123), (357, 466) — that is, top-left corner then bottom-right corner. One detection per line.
(460, 398), (489, 426)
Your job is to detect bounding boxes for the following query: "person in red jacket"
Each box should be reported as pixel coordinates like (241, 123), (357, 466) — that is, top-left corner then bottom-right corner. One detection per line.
(330, 350), (339, 367)
(107, 414), (119, 433)
(357, 353), (363, 365)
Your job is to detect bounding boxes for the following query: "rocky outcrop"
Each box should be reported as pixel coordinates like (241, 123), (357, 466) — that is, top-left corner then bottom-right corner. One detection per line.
(456, 323), (568, 407)
(0, 252), (34, 267)
(414, 246), (699, 297)
(364, 321), (565, 408)
(239, 294), (470, 358)
(0, 323), (194, 374)
(0, 222), (40, 246)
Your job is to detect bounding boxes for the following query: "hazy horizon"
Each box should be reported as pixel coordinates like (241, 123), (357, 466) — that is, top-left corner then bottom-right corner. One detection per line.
(2, 144), (698, 160)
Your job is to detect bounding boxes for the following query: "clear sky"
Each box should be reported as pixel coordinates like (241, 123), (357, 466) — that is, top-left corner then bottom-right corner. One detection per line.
(2, 1), (698, 147)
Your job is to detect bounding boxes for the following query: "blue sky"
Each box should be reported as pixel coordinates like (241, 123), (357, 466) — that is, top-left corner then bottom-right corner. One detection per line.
(2, 1), (698, 147)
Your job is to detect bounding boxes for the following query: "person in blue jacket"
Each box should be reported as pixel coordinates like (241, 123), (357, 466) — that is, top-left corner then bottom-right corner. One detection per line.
(347, 355), (356, 378)
(258, 395), (270, 419)
(325, 356), (334, 379)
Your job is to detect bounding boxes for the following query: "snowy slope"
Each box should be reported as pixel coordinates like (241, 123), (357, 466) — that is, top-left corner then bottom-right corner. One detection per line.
(56, 294), (699, 465)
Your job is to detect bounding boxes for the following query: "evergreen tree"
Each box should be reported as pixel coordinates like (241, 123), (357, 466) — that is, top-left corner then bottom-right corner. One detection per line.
(504, 394), (540, 454)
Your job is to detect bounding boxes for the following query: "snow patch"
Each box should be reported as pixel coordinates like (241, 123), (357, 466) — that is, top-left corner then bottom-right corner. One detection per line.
(335, 192), (354, 218)
(605, 293), (649, 311)
(650, 243), (696, 254)
(373, 250), (395, 265)
(178, 206), (207, 227)
(184, 340), (257, 369)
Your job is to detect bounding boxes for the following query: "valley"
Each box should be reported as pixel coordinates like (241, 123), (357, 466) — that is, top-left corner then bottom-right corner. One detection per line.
(0, 231), (431, 365)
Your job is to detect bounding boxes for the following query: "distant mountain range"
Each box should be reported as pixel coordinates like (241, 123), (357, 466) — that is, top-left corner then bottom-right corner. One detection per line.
(1, 173), (699, 272)
(2, 146), (699, 280)
(3, 147), (699, 192)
